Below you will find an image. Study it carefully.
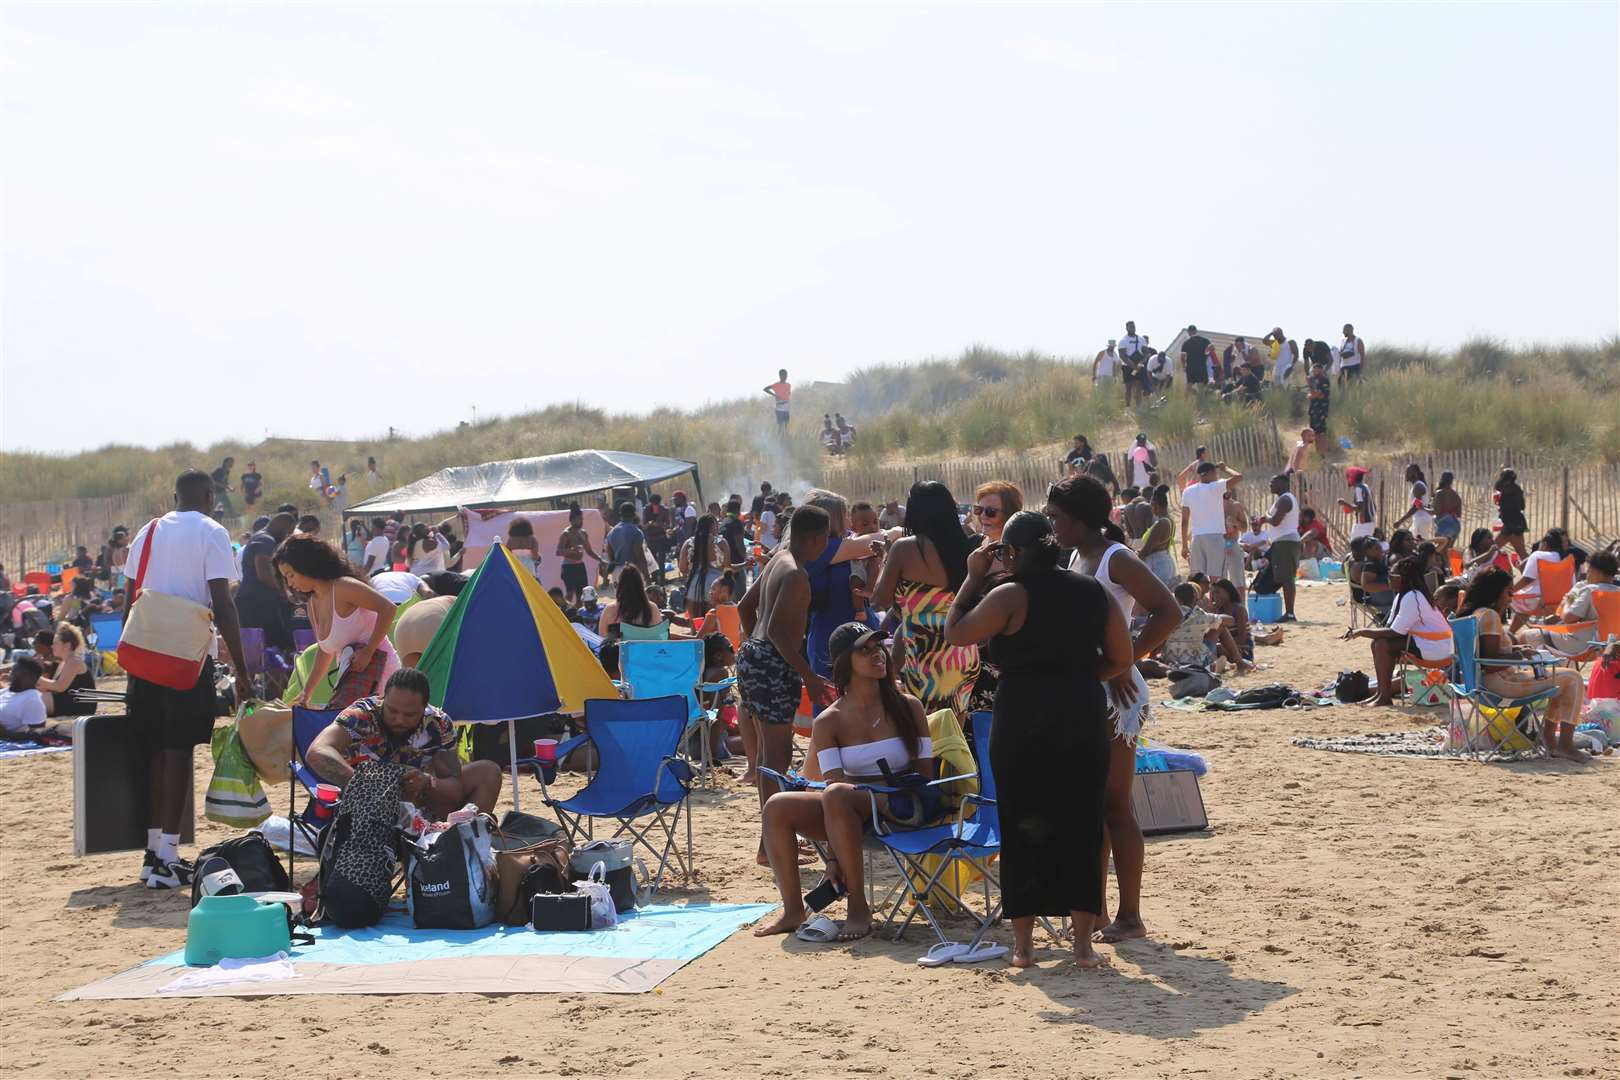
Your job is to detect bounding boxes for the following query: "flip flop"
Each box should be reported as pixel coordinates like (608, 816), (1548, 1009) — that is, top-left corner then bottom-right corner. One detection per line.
(917, 941), (968, 967)
(953, 941), (1010, 963)
(794, 913), (840, 944)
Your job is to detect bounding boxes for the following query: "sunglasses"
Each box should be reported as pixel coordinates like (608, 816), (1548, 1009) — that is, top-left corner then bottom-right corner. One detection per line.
(971, 505), (1001, 519)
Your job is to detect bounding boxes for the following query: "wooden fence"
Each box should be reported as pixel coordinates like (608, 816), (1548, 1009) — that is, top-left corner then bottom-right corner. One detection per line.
(0, 492), (167, 576)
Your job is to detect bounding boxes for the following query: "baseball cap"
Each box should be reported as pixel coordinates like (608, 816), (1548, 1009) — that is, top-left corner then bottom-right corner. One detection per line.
(828, 622), (886, 664)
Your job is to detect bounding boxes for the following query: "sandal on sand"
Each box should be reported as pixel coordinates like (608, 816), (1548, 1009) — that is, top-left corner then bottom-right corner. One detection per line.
(918, 941), (969, 966)
(795, 914), (841, 943)
(953, 941), (1009, 963)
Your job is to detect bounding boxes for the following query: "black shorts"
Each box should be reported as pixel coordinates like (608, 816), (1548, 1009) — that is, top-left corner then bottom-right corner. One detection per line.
(561, 562), (588, 594)
(127, 658), (219, 751)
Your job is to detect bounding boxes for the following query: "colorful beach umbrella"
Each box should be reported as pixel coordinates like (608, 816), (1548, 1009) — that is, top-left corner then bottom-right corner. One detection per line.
(417, 543), (616, 808)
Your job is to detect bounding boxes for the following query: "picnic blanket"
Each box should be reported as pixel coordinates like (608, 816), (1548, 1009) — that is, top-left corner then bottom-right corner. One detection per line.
(0, 739), (70, 759)
(60, 902), (773, 1000)
(1291, 726), (1456, 758)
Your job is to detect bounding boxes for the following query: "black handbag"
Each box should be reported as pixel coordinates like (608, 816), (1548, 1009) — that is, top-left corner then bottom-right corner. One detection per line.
(531, 892), (593, 931)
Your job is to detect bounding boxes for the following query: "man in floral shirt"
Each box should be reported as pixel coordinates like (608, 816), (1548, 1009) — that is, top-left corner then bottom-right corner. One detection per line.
(306, 668), (500, 816)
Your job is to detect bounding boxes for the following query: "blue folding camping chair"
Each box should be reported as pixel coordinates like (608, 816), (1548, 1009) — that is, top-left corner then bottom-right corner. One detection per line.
(619, 639), (736, 785)
(288, 707), (342, 877)
(536, 695), (696, 891)
(1446, 615), (1556, 761)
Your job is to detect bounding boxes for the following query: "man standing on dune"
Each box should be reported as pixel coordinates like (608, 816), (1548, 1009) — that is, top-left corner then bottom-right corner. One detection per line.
(764, 369), (792, 431)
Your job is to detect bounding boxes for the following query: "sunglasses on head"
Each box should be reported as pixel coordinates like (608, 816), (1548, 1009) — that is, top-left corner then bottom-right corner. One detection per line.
(972, 505), (1000, 519)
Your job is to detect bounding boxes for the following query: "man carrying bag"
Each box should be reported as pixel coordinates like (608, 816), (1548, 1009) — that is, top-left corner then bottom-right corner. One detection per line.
(119, 470), (252, 890)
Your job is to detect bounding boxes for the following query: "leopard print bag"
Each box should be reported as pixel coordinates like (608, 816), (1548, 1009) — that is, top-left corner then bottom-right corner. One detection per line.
(317, 761), (407, 928)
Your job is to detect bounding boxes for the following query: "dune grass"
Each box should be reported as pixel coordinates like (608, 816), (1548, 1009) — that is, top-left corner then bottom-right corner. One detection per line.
(3, 338), (1615, 507)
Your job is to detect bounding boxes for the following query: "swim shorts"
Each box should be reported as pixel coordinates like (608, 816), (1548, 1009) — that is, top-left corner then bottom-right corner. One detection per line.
(736, 637), (802, 726)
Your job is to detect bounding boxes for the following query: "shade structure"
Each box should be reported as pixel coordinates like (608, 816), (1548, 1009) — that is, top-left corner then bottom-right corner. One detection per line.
(347, 449), (700, 517)
(418, 543), (616, 724)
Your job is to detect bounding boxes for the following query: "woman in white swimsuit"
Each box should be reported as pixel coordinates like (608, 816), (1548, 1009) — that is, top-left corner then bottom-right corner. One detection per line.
(753, 622), (933, 943)
(1045, 474), (1182, 945)
(276, 535), (400, 710)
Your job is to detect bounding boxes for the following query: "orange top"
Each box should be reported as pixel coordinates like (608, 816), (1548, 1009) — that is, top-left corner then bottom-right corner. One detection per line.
(767, 381), (791, 403)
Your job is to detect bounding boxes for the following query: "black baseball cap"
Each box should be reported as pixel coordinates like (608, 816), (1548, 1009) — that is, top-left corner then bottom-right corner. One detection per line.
(829, 622), (886, 664)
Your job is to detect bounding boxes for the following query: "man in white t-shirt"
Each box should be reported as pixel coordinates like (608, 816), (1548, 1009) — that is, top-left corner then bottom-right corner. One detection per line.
(1180, 461), (1243, 579)
(0, 657), (48, 737)
(120, 469), (250, 890)
(362, 517), (392, 577)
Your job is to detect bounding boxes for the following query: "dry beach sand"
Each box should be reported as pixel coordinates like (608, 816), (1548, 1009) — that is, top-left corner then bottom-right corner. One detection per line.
(1, 585), (1616, 1079)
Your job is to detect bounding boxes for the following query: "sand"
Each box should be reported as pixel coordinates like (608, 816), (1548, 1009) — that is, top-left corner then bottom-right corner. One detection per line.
(2, 584), (1617, 1079)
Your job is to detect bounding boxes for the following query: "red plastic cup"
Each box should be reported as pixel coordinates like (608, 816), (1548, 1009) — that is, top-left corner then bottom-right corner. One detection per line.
(315, 783), (341, 803)
(533, 738), (558, 762)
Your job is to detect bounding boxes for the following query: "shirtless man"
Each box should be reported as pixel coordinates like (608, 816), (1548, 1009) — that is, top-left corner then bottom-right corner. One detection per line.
(1222, 481), (1251, 597)
(555, 506), (603, 604)
(737, 505), (832, 863)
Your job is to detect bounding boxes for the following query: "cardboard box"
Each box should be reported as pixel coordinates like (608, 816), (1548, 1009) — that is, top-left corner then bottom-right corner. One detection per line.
(1132, 769), (1208, 836)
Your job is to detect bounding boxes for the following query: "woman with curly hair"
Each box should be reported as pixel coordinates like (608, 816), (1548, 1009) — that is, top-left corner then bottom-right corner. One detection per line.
(275, 536), (399, 710)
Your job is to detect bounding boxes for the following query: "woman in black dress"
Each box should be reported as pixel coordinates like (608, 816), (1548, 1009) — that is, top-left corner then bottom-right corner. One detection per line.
(945, 510), (1135, 968)
(1493, 467), (1530, 559)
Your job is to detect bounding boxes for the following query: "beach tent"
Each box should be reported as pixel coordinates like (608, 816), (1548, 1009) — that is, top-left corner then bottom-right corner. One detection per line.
(346, 449), (701, 517)
(417, 543), (617, 809)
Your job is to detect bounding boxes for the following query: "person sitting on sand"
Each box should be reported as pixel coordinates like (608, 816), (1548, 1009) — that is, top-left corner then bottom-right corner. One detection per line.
(1298, 507), (1332, 561)
(306, 667), (504, 816)
(1458, 570), (1588, 762)
(1521, 550), (1618, 655)
(753, 622), (932, 943)
(0, 657), (50, 740)
(1160, 583), (1249, 672)
(1342, 556), (1454, 706)
(34, 623), (97, 718)
(1205, 579), (1255, 664)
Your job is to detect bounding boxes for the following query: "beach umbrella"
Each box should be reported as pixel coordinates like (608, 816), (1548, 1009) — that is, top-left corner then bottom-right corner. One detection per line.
(417, 542), (616, 810)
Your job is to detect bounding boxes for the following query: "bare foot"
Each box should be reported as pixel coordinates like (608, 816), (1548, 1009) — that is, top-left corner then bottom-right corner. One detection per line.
(1361, 696), (1397, 707)
(836, 916), (872, 941)
(752, 911), (803, 937)
(1072, 948), (1112, 970)
(739, 770), (758, 785)
(1092, 916), (1148, 944)
(1009, 949), (1034, 969)
(1551, 747), (1591, 763)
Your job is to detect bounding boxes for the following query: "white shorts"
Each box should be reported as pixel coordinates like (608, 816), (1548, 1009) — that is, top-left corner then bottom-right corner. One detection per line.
(1350, 521), (1376, 541)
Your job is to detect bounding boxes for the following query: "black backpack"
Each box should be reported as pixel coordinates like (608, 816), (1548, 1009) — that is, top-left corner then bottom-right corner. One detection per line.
(317, 761), (407, 929)
(1210, 683), (1298, 711)
(189, 832), (291, 908)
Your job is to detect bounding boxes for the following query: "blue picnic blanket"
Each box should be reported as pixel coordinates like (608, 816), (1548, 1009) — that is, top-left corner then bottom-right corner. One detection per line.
(146, 902), (772, 967)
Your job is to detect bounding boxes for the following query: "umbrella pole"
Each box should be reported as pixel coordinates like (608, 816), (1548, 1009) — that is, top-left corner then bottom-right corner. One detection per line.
(508, 717), (521, 813)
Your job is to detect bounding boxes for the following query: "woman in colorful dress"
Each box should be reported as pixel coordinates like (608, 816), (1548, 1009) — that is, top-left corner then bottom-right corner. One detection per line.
(870, 481), (980, 720)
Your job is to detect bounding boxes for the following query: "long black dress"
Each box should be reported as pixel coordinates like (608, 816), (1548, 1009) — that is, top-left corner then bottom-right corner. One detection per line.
(988, 566), (1112, 919)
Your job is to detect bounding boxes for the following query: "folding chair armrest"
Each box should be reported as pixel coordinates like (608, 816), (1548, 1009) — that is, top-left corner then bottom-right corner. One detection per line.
(1538, 620), (1598, 636)
(757, 766), (822, 793)
(655, 754), (695, 796)
(556, 732), (592, 759)
(697, 677), (737, 693)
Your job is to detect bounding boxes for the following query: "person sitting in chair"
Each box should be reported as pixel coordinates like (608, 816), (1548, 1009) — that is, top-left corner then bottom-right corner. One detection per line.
(306, 667), (502, 817)
(1521, 550), (1618, 655)
(752, 622), (934, 943)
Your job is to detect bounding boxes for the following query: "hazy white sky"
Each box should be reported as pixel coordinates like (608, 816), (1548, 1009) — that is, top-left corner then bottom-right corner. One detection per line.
(3, 2), (1616, 454)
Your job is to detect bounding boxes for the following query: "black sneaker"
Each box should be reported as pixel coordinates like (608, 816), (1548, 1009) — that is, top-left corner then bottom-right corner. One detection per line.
(139, 849), (160, 883)
(146, 857), (195, 891)
(1276, 613), (1297, 623)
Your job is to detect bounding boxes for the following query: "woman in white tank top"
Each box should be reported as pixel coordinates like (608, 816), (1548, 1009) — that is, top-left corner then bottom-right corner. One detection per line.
(1045, 475), (1185, 945)
(753, 622), (933, 943)
(275, 535), (401, 710)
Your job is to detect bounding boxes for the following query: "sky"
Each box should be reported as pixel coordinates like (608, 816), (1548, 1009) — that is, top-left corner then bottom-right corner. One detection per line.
(2, 1), (1616, 454)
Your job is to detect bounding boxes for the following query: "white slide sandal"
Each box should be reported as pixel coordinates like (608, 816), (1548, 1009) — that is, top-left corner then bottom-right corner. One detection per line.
(953, 941), (1009, 963)
(794, 913), (840, 944)
(917, 941), (969, 966)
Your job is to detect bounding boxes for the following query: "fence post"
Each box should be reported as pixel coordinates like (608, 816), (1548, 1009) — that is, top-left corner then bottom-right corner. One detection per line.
(1560, 466), (1569, 533)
